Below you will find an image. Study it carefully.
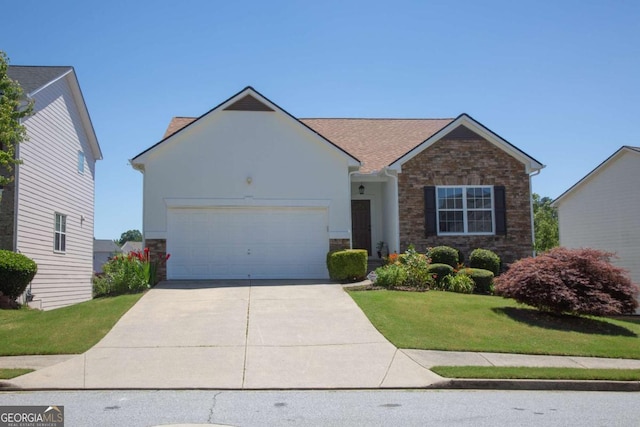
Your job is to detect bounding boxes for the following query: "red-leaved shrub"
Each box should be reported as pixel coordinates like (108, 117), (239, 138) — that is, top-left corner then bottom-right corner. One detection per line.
(494, 247), (639, 316)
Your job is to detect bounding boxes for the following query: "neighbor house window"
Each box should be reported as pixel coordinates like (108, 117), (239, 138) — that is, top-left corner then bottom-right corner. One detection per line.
(54, 213), (67, 252)
(77, 151), (85, 174)
(424, 185), (507, 237)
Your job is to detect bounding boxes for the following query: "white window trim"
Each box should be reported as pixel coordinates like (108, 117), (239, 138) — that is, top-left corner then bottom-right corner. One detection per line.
(54, 213), (67, 253)
(436, 185), (495, 236)
(77, 151), (85, 174)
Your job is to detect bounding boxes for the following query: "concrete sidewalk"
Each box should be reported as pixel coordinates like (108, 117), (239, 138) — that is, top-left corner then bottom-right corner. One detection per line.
(2, 281), (639, 391)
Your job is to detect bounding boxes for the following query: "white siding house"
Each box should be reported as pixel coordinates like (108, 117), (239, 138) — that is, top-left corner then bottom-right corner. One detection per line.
(552, 146), (640, 309)
(4, 66), (102, 310)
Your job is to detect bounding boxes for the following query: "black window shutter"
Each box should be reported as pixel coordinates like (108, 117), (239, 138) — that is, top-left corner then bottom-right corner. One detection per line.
(494, 185), (507, 235)
(424, 186), (437, 236)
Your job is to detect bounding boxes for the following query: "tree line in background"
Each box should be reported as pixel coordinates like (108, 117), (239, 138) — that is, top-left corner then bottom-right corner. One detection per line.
(533, 193), (559, 253)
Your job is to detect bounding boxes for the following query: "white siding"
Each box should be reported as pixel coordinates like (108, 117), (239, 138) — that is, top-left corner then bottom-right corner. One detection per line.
(557, 150), (640, 289)
(16, 75), (96, 310)
(142, 111), (352, 240)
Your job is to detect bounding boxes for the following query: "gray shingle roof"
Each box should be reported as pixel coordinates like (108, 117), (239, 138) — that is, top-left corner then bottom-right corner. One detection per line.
(94, 239), (122, 253)
(6, 66), (73, 95)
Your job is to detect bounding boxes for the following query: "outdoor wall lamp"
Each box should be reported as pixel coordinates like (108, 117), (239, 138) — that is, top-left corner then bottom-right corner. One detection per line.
(246, 176), (253, 185)
(359, 184), (365, 195)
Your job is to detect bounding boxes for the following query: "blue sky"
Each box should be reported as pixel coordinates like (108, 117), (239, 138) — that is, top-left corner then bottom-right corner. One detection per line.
(2, 0), (638, 240)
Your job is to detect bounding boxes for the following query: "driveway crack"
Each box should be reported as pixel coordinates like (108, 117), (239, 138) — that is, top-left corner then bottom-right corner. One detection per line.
(241, 280), (252, 388)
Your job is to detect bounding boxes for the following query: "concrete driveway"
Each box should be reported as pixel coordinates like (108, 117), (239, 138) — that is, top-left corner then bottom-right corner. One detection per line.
(10, 280), (442, 389)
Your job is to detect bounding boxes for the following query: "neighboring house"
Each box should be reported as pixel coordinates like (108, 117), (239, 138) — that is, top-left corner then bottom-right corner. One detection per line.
(0, 66), (102, 310)
(93, 239), (122, 273)
(131, 86), (543, 281)
(121, 240), (143, 254)
(552, 146), (640, 298)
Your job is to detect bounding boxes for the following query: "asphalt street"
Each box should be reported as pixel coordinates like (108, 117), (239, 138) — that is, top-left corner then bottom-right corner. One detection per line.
(1, 390), (639, 426)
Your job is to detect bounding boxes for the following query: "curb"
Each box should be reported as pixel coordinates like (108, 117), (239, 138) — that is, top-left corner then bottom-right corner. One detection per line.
(434, 378), (640, 392)
(3, 380), (639, 392)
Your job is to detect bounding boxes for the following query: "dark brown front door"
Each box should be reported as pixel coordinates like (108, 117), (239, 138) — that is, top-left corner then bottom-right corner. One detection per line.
(351, 200), (372, 255)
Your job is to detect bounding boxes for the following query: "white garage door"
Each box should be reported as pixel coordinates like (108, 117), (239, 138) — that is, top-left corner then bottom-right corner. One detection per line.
(167, 207), (329, 279)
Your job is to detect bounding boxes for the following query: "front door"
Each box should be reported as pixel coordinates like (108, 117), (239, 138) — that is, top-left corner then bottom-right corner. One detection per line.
(351, 200), (372, 256)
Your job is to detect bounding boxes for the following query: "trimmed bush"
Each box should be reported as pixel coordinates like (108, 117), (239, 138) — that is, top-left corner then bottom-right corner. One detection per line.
(0, 250), (38, 301)
(469, 248), (501, 276)
(374, 264), (407, 289)
(427, 246), (459, 268)
(442, 273), (475, 294)
(326, 249), (367, 282)
(427, 263), (454, 287)
(495, 247), (639, 316)
(459, 268), (494, 294)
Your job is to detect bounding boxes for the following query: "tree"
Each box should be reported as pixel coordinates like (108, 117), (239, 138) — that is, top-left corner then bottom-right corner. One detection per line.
(533, 193), (559, 253)
(0, 51), (34, 190)
(117, 229), (143, 246)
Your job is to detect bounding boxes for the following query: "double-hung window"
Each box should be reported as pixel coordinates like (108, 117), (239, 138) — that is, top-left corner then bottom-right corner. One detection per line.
(425, 185), (507, 236)
(54, 213), (67, 253)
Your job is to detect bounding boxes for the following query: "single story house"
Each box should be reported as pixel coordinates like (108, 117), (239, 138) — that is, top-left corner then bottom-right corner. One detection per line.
(93, 239), (122, 273)
(131, 86), (543, 281)
(1, 66), (101, 309)
(552, 146), (640, 300)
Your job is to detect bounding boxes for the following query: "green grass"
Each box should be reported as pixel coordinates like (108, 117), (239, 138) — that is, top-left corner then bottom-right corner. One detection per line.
(348, 290), (640, 359)
(0, 294), (143, 356)
(431, 366), (640, 381)
(0, 368), (34, 379)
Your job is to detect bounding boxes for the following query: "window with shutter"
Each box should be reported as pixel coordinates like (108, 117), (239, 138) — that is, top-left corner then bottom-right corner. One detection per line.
(425, 185), (506, 236)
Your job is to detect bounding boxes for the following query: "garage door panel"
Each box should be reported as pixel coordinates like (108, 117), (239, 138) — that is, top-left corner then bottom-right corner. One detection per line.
(167, 207), (329, 280)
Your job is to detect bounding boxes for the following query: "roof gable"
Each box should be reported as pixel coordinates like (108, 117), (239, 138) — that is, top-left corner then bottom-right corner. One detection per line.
(8, 65), (102, 161)
(552, 146), (640, 207)
(131, 86), (360, 168)
(389, 114), (544, 174)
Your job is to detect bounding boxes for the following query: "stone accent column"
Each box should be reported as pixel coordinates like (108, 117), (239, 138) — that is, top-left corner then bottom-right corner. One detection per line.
(145, 238), (167, 283)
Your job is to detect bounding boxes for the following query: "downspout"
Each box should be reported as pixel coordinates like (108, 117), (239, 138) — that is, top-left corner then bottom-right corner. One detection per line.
(383, 167), (400, 254)
(529, 168), (542, 257)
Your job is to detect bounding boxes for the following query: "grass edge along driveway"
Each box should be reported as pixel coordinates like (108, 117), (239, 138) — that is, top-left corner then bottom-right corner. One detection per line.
(0, 293), (143, 356)
(348, 290), (640, 360)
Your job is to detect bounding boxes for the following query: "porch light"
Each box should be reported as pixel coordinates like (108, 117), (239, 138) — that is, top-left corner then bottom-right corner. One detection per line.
(358, 184), (365, 195)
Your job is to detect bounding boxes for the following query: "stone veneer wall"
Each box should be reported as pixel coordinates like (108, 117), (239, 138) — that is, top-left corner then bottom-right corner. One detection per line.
(397, 133), (533, 265)
(145, 238), (167, 283)
(0, 180), (15, 251)
(329, 238), (350, 251)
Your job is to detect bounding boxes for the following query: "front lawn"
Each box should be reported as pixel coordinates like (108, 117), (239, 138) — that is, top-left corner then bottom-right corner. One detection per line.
(348, 290), (640, 359)
(0, 369), (33, 379)
(431, 366), (640, 381)
(0, 294), (143, 356)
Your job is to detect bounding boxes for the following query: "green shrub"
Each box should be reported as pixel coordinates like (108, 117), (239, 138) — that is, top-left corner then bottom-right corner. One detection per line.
(374, 264), (407, 289)
(0, 250), (38, 300)
(459, 268), (494, 294)
(442, 273), (475, 294)
(403, 247), (434, 290)
(326, 249), (367, 282)
(469, 248), (501, 275)
(93, 254), (149, 297)
(427, 246), (459, 268)
(427, 263), (454, 288)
